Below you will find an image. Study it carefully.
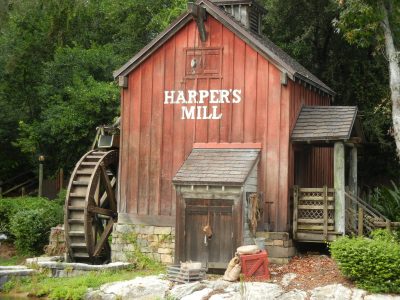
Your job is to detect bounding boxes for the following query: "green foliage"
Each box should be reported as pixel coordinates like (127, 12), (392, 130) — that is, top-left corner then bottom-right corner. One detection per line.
(330, 230), (400, 293)
(0, 0), (186, 178)
(0, 197), (63, 254)
(262, 0), (400, 183)
(122, 232), (165, 271)
(367, 181), (400, 221)
(3, 268), (162, 300)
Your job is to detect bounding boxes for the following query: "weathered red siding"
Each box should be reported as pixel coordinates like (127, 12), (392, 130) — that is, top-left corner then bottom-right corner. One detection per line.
(119, 16), (332, 232)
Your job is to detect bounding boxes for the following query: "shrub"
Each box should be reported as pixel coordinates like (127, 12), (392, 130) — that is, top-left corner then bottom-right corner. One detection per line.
(330, 230), (400, 293)
(0, 197), (63, 254)
(367, 181), (400, 222)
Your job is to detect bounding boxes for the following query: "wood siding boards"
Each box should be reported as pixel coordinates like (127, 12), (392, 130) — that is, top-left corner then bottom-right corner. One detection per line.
(114, 0), (334, 97)
(291, 106), (358, 142)
(118, 14), (336, 232)
(173, 149), (260, 185)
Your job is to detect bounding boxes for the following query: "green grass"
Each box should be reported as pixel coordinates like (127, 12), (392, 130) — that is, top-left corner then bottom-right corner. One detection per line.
(0, 255), (27, 266)
(2, 267), (166, 300)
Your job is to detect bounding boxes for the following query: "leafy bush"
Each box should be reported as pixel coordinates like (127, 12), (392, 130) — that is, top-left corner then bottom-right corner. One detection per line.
(0, 197), (63, 254)
(330, 230), (400, 293)
(367, 181), (400, 222)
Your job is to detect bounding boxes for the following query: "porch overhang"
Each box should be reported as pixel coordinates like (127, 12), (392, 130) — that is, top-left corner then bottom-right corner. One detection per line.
(173, 148), (260, 186)
(291, 106), (364, 144)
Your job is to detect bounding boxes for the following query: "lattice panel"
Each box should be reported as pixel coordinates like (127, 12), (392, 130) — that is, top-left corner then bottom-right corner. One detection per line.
(299, 209), (323, 219)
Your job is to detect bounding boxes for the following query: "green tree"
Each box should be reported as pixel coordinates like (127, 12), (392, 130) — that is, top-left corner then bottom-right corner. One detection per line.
(335, 0), (400, 158)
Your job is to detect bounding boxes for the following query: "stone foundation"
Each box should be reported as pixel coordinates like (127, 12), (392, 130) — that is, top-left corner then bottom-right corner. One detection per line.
(111, 223), (175, 264)
(255, 232), (296, 264)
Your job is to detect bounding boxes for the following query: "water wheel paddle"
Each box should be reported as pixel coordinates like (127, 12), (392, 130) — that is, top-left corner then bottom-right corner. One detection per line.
(64, 149), (118, 263)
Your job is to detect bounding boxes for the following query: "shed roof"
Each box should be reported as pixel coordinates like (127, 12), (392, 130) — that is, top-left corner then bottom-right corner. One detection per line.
(173, 149), (259, 185)
(113, 0), (334, 96)
(291, 106), (358, 142)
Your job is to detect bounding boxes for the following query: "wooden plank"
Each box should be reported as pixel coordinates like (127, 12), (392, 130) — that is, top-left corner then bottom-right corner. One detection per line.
(208, 18), (222, 143)
(323, 185), (328, 239)
(138, 58), (153, 215)
(299, 196), (335, 201)
(194, 78), (209, 143)
(278, 72), (290, 231)
(127, 68), (141, 214)
(118, 213), (175, 227)
(298, 205), (335, 210)
(293, 186), (299, 238)
(99, 164), (117, 212)
(295, 232), (339, 242)
(219, 26), (234, 143)
(193, 143), (262, 149)
(297, 224), (335, 231)
(266, 64), (281, 231)
(160, 34), (176, 216)
(243, 44), (257, 143)
(358, 207), (364, 236)
(149, 45), (165, 216)
(231, 35), (245, 142)
(334, 142), (345, 234)
(88, 206), (115, 218)
(93, 219), (114, 257)
(298, 218), (334, 224)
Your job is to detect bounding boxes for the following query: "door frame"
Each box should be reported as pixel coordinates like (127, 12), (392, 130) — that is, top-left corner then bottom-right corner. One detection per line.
(175, 184), (243, 267)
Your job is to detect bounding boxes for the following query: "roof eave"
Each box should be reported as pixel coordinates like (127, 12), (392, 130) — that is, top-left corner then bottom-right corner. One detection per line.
(113, 11), (192, 78)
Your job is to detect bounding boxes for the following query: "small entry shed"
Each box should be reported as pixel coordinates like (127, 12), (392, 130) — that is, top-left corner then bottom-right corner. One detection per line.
(173, 146), (260, 268)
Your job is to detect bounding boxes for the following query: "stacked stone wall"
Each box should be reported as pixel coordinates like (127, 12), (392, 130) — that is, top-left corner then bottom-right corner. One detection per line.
(256, 232), (296, 264)
(111, 223), (175, 264)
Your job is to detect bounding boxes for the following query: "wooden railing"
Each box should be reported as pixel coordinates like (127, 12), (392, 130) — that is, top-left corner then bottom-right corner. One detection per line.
(345, 192), (400, 236)
(0, 171), (37, 198)
(293, 186), (339, 242)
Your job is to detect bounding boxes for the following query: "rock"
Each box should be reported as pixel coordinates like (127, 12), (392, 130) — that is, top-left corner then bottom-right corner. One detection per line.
(278, 289), (307, 300)
(226, 282), (284, 300)
(169, 281), (208, 299)
(181, 288), (213, 300)
(311, 284), (352, 300)
(281, 273), (297, 287)
(85, 275), (169, 300)
(351, 288), (367, 300)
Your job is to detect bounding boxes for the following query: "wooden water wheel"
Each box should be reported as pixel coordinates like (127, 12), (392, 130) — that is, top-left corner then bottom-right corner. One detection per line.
(64, 149), (118, 263)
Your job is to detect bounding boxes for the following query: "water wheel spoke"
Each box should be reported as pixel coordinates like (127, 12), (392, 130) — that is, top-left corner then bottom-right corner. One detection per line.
(88, 206), (116, 218)
(100, 164), (117, 211)
(93, 219), (114, 257)
(100, 176), (116, 208)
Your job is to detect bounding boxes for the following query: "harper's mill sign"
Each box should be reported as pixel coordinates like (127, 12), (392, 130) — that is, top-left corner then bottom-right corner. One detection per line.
(164, 89), (242, 120)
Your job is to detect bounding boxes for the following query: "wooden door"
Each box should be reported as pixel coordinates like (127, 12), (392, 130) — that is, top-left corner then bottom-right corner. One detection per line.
(185, 199), (234, 268)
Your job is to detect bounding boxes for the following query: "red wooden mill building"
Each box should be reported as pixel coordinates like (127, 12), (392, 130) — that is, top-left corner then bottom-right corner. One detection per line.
(109, 0), (363, 266)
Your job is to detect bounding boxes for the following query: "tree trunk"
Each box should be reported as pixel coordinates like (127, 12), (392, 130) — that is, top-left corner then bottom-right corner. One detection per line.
(381, 0), (400, 159)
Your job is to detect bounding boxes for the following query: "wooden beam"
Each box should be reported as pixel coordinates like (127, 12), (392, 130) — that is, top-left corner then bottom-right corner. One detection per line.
(100, 164), (117, 212)
(334, 142), (345, 235)
(193, 143), (262, 149)
(93, 219), (114, 257)
(189, 3), (207, 42)
(293, 186), (299, 239)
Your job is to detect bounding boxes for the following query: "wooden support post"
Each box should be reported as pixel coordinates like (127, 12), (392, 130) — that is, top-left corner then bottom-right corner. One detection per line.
(21, 187), (25, 196)
(358, 207), (364, 236)
(334, 142), (345, 235)
(59, 168), (64, 190)
(38, 162), (44, 197)
(349, 146), (358, 231)
(0, 186), (2, 199)
(293, 186), (299, 239)
(323, 185), (328, 239)
(349, 147), (357, 196)
(386, 220), (391, 232)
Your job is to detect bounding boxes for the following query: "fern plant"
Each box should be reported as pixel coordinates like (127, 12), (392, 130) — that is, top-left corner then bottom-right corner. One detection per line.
(367, 181), (400, 222)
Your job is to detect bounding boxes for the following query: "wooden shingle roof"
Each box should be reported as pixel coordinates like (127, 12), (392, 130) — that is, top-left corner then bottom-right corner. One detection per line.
(113, 0), (334, 96)
(173, 149), (259, 185)
(291, 106), (358, 142)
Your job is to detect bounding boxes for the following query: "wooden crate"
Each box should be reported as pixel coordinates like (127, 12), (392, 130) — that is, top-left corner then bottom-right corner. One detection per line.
(167, 265), (207, 284)
(240, 250), (270, 280)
